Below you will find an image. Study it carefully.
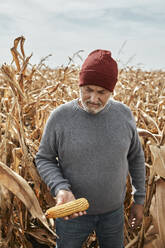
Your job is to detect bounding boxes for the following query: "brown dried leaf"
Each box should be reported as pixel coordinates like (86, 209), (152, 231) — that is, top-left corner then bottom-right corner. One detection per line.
(148, 179), (165, 248)
(20, 53), (33, 76)
(25, 228), (56, 246)
(137, 128), (159, 144)
(14, 36), (22, 49)
(20, 36), (25, 58)
(1, 65), (25, 98)
(11, 147), (22, 173)
(139, 110), (161, 135)
(160, 125), (165, 146)
(0, 161), (56, 237)
(149, 145), (165, 179)
(10, 47), (21, 72)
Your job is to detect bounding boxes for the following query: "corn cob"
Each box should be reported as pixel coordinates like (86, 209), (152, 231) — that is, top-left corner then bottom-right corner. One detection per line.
(45, 198), (89, 218)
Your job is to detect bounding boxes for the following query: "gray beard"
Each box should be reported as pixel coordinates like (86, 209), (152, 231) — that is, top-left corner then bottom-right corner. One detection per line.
(79, 93), (110, 114)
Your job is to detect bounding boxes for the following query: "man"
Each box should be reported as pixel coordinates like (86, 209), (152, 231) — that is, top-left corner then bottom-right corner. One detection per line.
(35, 49), (146, 248)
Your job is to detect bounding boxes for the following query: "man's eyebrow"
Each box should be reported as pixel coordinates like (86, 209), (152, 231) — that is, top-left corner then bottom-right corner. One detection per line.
(98, 89), (105, 93)
(86, 86), (93, 90)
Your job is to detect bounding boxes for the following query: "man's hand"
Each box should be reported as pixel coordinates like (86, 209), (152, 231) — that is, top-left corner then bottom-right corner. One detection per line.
(56, 190), (87, 220)
(129, 203), (144, 229)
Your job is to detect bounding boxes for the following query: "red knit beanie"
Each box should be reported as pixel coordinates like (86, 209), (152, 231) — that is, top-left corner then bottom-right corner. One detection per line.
(79, 49), (118, 92)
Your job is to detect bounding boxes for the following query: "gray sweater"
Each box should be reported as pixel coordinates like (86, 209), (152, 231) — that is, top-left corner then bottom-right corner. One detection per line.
(35, 99), (146, 214)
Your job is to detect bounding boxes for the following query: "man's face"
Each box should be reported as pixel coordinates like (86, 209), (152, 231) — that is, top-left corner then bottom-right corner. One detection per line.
(79, 85), (112, 114)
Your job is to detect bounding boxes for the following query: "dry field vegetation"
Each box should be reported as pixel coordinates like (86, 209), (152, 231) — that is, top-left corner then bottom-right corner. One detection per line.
(0, 37), (165, 248)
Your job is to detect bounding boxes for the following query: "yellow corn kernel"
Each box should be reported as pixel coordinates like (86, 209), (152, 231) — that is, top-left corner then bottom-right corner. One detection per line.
(45, 198), (89, 218)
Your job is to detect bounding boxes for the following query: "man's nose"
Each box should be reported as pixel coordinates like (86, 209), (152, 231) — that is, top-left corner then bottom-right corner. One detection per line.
(90, 93), (98, 103)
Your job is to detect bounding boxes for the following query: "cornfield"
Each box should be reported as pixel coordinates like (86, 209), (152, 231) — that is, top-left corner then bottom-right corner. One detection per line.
(0, 36), (165, 248)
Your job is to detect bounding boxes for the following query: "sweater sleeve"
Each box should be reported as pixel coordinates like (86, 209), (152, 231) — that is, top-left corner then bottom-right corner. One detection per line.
(35, 111), (71, 196)
(127, 124), (146, 205)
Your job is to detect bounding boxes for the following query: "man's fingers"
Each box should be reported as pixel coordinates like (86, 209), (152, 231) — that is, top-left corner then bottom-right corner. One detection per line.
(129, 203), (144, 229)
(130, 217), (136, 228)
(63, 216), (69, 220)
(130, 217), (142, 229)
(63, 211), (87, 220)
(56, 198), (64, 205)
(78, 211), (84, 216)
(63, 213), (78, 220)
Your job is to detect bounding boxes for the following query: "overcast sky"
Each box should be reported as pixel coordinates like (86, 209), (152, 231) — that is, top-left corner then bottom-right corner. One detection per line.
(0, 0), (165, 70)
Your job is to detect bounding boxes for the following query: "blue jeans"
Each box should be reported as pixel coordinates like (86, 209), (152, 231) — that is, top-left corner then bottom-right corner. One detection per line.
(55, 206), (124, 248)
